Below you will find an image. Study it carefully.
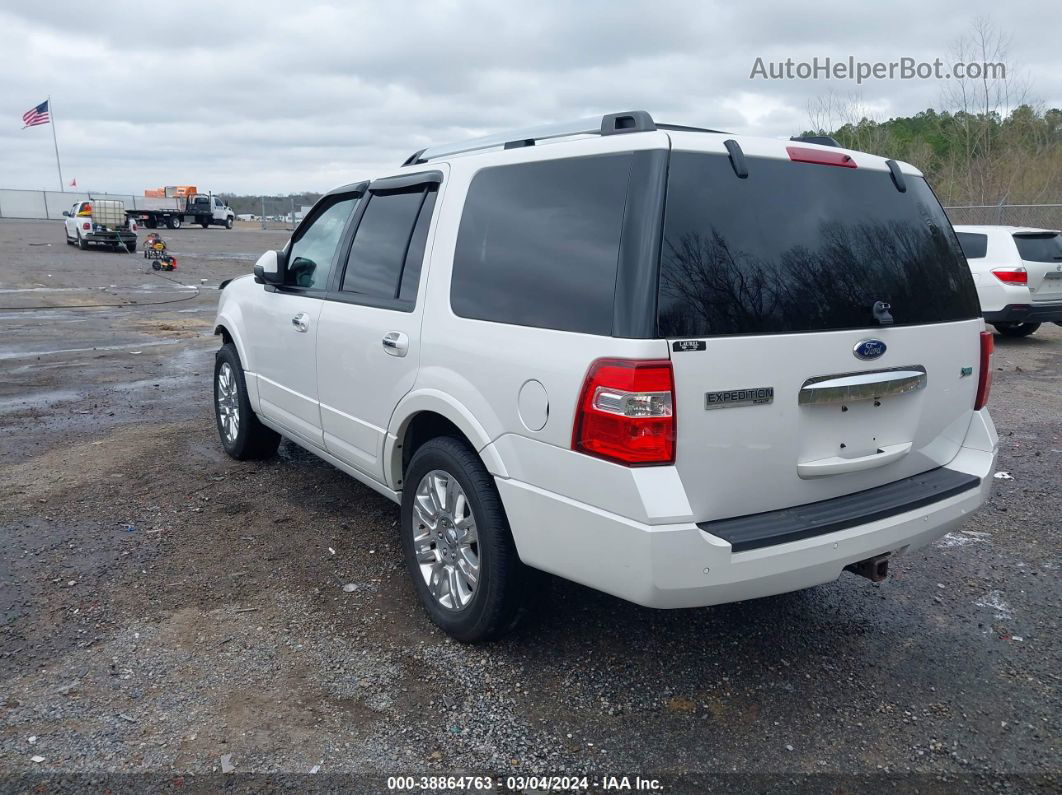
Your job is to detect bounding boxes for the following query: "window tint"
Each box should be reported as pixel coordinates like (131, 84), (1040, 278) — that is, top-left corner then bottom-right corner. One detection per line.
(341, 189), (425, 300)
(399, 190), (437, 302)
(285, 196), (358, 289)
(451, 154), (633, 335)
(955, 232), (988, 259)
(1013, 232), (1062, 263)
(658, 152), (980, 337)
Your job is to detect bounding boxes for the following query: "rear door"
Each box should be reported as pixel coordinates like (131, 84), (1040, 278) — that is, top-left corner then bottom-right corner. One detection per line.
(316, 171), (442, 481)
(1013, 231), (1062, 303)
(658, 142), (983, 521)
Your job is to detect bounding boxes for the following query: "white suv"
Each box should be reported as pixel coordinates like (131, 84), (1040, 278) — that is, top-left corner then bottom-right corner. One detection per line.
(213, 111), (998, 641)
(953, 224), (1062, 337)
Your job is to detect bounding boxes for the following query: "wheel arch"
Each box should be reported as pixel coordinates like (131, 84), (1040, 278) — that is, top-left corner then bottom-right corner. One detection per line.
(387, 391), (509, 490)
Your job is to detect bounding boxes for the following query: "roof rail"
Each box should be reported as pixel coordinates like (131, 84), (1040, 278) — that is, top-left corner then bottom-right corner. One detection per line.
(403, 110), (657, 165)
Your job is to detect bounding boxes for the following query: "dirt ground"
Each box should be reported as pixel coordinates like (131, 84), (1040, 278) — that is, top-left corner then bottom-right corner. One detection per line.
(0, 218), (1058, 791)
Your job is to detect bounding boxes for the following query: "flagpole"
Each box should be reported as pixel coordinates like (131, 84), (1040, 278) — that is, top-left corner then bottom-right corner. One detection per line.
(48, 95), (65, 192)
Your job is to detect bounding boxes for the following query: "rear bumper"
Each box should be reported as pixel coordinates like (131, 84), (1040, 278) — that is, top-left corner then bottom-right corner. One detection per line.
(85, 231), (136, 244)
(497, 411), (997, 609)
(984, 302), (1062, 324)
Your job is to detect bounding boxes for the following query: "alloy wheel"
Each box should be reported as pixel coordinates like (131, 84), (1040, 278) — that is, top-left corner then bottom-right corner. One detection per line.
(216, 362), (240, 444)
(412, 469), (480, 610)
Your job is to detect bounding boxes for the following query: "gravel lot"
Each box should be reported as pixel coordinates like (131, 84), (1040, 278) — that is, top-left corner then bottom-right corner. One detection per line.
(0, 218), (1058, 791)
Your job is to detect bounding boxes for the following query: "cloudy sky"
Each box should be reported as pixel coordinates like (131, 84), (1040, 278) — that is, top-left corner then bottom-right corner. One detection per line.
(2, 0), (1058, 195)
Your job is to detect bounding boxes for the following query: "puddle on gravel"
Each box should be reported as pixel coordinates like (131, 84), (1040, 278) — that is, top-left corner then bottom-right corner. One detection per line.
(0, 388), (80, 414)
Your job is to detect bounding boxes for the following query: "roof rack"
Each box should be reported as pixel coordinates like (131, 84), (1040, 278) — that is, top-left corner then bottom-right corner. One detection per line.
(403, 110), (660, 165)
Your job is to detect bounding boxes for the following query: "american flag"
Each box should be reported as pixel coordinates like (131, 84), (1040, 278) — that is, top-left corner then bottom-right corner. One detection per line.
(22, 100), (50, 128)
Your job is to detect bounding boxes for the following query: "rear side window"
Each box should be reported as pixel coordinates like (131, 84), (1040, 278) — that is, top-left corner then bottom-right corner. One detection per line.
(657, 152), (981, 337)
(341, 187), (434, 305)
(1013, 232), (1062, 263)
(451, 154), (633, 335)
(956, 232), (988, 259)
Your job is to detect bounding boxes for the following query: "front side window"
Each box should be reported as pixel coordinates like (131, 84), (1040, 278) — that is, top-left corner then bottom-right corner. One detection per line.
(657, 152), (981, 337)
(450, 154), (633, 335)
(285, 196), (358, 289)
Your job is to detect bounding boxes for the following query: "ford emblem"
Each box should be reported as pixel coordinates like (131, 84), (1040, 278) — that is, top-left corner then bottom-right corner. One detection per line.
(853, 339), (887, 360)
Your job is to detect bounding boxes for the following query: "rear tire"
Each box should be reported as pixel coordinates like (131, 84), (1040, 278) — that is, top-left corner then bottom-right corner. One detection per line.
(145, 219), (158, 229)
(77, 234), (87, 250)
(994, 322), (1040, 337)
(200, 220), (210, 229)
(126, 241), (136, 253)
(213, 343), (280, 460)
(168, 216), (182, 230)
(400, 436), (532, 642)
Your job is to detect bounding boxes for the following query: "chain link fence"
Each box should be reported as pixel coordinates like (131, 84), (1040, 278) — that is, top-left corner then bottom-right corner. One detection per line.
(0, 188), (312, 233)
(0, 188), (146, 220)
(945, 204), (1062, 230)
(258, 197), (303, 231)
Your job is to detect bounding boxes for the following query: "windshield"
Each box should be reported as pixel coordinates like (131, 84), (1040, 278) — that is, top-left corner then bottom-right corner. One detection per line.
(657, 152), (981, 337)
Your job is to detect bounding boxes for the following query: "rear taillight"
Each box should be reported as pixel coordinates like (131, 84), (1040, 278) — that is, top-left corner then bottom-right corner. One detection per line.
(974, 331), (994, 410)
(572, 358), (675, 466)
(82, 222), (91, 231)
(992, 267), (1028, 285)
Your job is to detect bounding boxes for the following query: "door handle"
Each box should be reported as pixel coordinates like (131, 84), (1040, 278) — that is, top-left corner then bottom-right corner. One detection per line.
(291, 312), (310, 332)
(382, 331), (408, 357)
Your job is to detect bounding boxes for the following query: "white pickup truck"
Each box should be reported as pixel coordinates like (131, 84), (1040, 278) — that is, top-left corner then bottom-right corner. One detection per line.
(127, 193), (235, 230)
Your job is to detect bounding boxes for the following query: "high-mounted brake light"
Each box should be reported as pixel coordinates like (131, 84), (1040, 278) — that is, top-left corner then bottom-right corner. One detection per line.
(786, 146), (857, 168)
(572, 358), (675, 466)
(974, 331), (993, 410)
(992, 267), (1028, 285)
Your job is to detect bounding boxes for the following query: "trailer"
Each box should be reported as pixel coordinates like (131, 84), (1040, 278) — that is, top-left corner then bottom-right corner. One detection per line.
(126, 186), (235, 230)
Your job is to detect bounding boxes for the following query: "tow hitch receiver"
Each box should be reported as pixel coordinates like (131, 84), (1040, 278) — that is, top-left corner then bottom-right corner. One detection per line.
(845, 554), (890, 583)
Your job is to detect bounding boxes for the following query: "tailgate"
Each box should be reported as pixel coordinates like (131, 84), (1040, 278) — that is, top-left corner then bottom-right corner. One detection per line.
(657, 141), (983, 522)
(1014, 232), (1062, 302)
(669, 321), (980, 521)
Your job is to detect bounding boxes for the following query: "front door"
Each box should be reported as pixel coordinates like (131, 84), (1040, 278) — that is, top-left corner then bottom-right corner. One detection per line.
(243, 192), (360, 447)
(317, 175), (442, 482)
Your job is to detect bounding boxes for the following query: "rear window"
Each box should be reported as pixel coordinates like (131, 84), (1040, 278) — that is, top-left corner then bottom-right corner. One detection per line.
(451, 154), (633, 335)
(1013, 232), (1062, 263)
(956, 232), (988, 259)
(658, 152), (981, 337)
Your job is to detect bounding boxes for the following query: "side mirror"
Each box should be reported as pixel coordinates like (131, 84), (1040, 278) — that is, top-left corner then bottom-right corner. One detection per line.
(253, 249), (285, 285)
(62, 210), (71, 217)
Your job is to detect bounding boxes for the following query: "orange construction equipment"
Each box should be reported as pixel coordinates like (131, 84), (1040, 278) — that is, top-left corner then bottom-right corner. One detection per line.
(144, 185), (198, 198)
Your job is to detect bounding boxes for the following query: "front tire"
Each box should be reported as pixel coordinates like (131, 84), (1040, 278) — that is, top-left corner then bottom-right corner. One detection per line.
(214, 343), (280, 460)
(168, 216), (182, 230)
(400, 436), (531, 642)
(994, 322), (1041, 337)
(225, 217), (234, 229)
